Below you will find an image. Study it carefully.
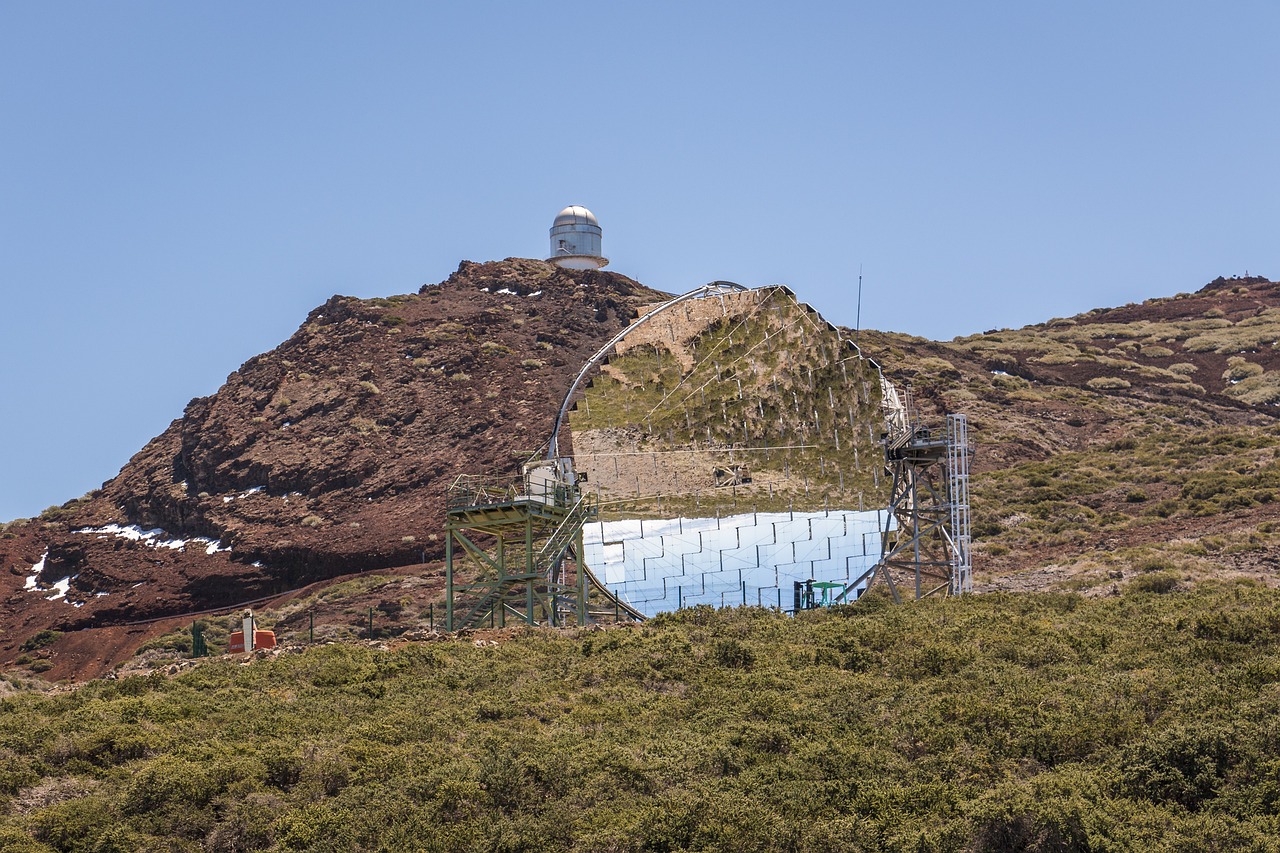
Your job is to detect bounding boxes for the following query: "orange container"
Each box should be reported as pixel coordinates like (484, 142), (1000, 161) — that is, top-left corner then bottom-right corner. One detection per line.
(228, 630), (276, 654)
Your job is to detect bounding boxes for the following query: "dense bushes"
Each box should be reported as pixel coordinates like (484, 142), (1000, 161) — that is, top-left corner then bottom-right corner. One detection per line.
(4, 586), (1280, 849)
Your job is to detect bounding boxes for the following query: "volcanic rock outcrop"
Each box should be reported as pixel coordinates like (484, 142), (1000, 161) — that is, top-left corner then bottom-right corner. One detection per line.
(0, 260), (666, 653)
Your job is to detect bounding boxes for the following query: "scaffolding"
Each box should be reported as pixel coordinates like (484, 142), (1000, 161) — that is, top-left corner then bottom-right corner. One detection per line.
(444, 462), (644, 630)
(947, 413), (973, 594)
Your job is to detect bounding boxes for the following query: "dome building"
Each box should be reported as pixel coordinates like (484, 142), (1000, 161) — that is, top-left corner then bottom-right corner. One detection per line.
(548, 205), (608, 270)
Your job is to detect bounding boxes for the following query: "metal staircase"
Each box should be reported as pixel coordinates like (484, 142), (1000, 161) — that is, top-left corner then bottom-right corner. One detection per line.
(445, 464), (645, 630)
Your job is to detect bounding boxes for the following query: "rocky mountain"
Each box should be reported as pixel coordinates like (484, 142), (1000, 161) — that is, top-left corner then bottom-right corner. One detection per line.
(3, 265), (1278, 681)
(0, 260), (666, 676)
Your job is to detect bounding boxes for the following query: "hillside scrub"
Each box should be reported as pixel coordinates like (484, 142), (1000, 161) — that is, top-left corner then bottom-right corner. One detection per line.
(973, 424), (1280, 530)
(869, 283), (1280, 586)
(3, 586), (1280, 850)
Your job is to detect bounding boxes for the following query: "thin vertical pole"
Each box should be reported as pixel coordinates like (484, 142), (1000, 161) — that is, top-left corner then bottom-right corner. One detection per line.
(309, 610), (314, 644)
(526, 569), (535, 626)
(445, 525), (455, 631)
(524, 518), (533, 628)
(576, 525), (587, 626)
(855, 266), (863, 344)
(913, 469), (922, 601)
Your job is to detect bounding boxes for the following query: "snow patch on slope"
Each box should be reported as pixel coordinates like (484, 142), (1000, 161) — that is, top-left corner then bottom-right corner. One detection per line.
(23, 551), (47, 591)
(22, 550), (81, 605)
(76, 524), (229, 555)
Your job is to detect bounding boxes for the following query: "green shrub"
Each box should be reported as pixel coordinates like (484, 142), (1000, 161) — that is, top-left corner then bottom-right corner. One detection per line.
(121, 756), (218, 816)
(204, 793), (284, 852)
(274, 803), (357, 851)
(30, 796), (129, 851)
(1033, 352), (1079, 366)
(66, 724), (158, 767)
(913, 356), (961, 377)
(0, 825), (45, 853)
(135, 623), (200, 657)
(1086, 377), (1131, 390)
(713, 638), (756, 669)
(20, 629), (60, 652)
(1183, 335), (1221, 353)
(991, 374), (1030, 391)
(1222, 357), (1263, 382)
(1129, 571), (1179, 594)
(1224, 371), (1280, 405)
(1118, 723), (1237, 809)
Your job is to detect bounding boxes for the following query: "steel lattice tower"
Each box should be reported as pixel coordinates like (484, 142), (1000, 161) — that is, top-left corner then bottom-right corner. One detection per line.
(839, 412), (972, 603)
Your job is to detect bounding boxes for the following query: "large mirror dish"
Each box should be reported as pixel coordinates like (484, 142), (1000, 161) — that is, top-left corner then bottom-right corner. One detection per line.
(560, 284), (895, 615)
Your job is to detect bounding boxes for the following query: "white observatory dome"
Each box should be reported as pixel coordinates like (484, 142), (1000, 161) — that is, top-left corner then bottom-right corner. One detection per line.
(548, 205), (608, 270)
(553, 205), (599, 228)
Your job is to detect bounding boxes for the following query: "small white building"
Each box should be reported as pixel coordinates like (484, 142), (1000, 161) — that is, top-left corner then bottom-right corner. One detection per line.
(548, 205), (608, 269)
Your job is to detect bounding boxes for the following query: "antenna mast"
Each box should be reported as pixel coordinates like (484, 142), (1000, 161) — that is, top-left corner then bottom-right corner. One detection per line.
(855, 264), (863, 344)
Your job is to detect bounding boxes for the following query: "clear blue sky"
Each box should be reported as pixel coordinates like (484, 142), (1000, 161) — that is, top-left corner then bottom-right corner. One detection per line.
(2, 2), (1277, 521)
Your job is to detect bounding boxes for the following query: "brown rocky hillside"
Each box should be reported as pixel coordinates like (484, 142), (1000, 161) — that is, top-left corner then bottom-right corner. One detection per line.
(0, 260), (665, 677)
(3, 267), (1279, 682)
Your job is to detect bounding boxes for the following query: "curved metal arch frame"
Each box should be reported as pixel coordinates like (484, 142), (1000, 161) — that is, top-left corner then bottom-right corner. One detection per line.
(549, 282), (909, 461)
(546, 281), (750, 460)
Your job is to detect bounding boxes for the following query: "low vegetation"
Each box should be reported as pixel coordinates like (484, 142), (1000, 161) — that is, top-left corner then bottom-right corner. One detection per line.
(967, 424), (1280, 575)
(2, 586), (1279, 850)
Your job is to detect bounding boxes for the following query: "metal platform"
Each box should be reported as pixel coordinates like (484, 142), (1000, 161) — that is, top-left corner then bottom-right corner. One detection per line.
(444, 470), (643, 630)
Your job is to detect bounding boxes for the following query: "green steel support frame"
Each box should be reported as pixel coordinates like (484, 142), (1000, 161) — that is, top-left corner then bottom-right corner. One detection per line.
(444, 481), (644, 630)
